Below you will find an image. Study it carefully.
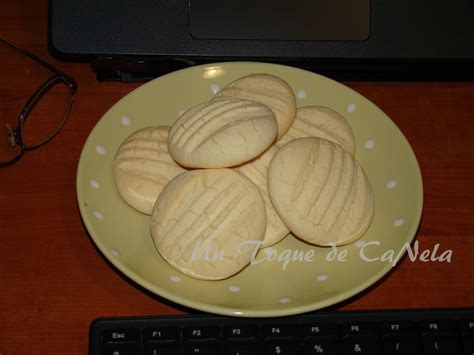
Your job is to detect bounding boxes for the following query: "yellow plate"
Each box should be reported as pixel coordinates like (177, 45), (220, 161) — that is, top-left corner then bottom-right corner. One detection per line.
(77, 62), (423, 317)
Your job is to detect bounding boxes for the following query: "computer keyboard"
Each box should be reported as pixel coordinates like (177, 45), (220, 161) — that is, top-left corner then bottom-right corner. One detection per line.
(89, 308), (474, 355)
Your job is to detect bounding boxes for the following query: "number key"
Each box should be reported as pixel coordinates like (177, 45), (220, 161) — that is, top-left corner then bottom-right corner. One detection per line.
(422, 336), (459, 355)
(225, 343), (260, 355)
(463, 336), (474, 355)
(303, 339), (339, 354)
(461, 320), (474, 336)
(343, 338), (380, 354)
(145, 344), (182, 355)
(265, 342), (298, 355)
(383, 338), (420, 355)
(185, 343), (219, 354)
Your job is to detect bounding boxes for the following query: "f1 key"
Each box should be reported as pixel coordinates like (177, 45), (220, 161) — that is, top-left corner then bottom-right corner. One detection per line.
(144, 327), (180, 342)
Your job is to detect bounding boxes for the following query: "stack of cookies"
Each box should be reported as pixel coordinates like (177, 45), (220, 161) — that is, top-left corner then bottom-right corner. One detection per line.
(113, 73), (374, 280)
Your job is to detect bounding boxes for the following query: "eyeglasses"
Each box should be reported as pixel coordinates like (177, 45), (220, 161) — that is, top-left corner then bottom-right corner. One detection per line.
(0, 37), (77, 167)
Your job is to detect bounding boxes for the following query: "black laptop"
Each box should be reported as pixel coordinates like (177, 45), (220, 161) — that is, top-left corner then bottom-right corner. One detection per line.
(49, 0), (474, 81)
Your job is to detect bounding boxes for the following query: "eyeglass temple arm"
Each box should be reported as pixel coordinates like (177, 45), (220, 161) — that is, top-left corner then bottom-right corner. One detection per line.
(0, 37), (77, 90)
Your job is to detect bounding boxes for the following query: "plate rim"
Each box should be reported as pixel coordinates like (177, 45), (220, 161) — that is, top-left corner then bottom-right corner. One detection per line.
(76, 61), (424, 317)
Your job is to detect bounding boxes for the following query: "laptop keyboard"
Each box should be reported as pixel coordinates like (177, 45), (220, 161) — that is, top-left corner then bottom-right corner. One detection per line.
(89, 308), (474, 354)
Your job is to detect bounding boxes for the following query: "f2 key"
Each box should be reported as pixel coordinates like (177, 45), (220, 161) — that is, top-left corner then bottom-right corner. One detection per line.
(184, 326), (219, 341)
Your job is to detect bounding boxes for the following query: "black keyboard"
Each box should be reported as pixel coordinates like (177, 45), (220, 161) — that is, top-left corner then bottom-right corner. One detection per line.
(89, 308), (474, 355)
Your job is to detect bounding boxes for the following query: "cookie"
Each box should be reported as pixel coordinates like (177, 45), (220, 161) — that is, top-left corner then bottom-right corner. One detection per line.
(236, 146), (289, 247)
(168, 97), (278, 168)
(278, 106), (355, 154)
(215, 73), (296, 139)
(268, 137), (374, 246)
(150, 169), (267, 280)
(113, 126), (186, 215)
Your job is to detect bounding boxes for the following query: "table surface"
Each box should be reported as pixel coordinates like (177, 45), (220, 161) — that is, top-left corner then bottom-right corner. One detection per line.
(1, 1), (473, 354)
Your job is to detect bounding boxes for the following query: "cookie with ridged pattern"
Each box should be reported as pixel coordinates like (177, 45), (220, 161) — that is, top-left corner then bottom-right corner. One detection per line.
(150, 169), (266, 280)
(215, 73), (296, 140)
(268, 137), (374, 246)
(168, 97), (278, 168)
(236, 146), (289, 248)
(113, 126), (186, 215)
(278, 106), (355, 154)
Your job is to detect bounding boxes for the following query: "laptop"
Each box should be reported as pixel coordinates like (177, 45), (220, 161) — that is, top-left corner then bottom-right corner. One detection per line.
(48, 0), (474, 81)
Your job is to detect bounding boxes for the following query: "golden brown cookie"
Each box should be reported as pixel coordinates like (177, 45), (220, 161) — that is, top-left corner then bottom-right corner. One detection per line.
(215, 73), (296, 139)
(268, 137), (374, 246)
(236, 146), (289, 247)
(113, 126), (186, 214)
(151, 169), (267, 280)
(168, 97), (278, 168)
(278, 106), (355, 154)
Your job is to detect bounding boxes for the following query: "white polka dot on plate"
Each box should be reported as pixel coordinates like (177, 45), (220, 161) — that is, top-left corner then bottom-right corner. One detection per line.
(393, 218), (405, 227)
(279, 297), (291, 304)
(316, 274), (328, 281)
(386, 179), (397, 189)
(169, 275), (181, 283)
(364, 139), (375, 150)
(90, 179), (100, 189)
(94, 211), (104, 220)
(297, 90), (306, 99)
(228, 285), (240, 293)
(347, 103), (356, 112)
(121, 116), (131, 126)
(210, 83), (220, 94)
(96, 145), (106, 155)
(110, 249), (120, 257)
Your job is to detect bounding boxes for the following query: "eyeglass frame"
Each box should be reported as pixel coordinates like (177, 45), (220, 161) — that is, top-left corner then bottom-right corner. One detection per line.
(0, 37), (77, 168)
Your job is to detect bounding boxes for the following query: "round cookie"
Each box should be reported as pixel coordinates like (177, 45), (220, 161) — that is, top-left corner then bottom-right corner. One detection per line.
(268, 137), (374, 246)
(236, 146), (289, 247)
(168, 97), (278, 168)
(278, 106), (356, 154)
(113, 126), (186, 215)
(215, 73), (296, 139)
(151, 169), (267, 280)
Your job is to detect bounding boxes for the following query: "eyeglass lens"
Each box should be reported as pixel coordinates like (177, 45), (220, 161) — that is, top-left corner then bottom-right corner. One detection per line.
(20, 77), (72, 149)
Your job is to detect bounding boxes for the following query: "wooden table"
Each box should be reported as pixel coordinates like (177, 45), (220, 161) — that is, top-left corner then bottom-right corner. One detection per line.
(1, 1), (473, 354)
